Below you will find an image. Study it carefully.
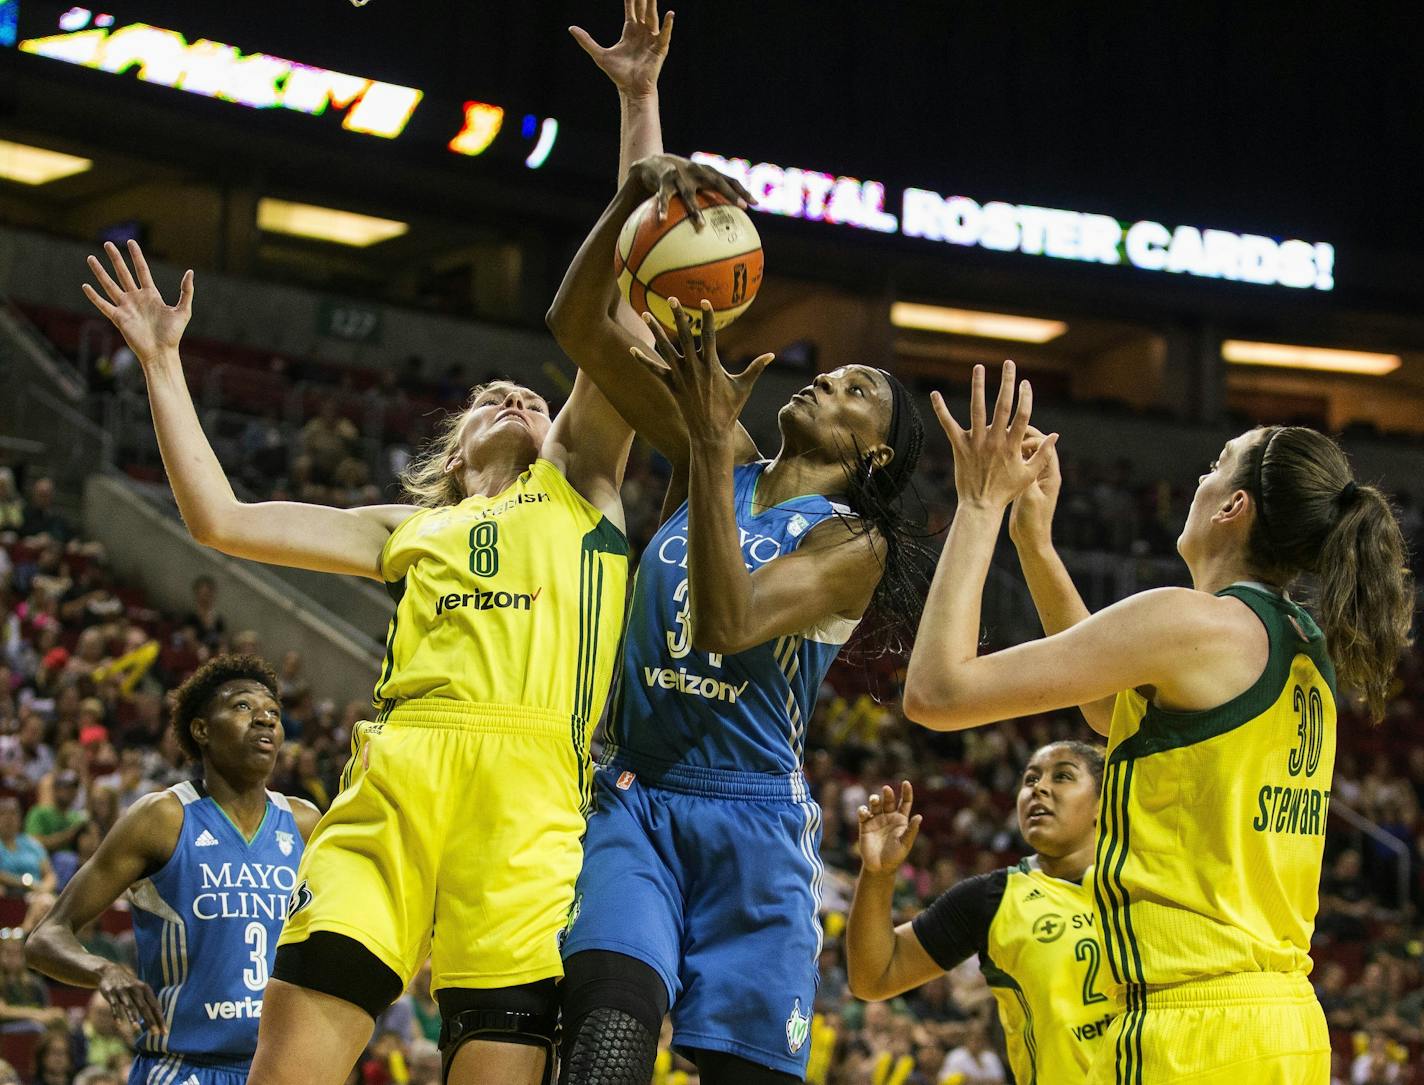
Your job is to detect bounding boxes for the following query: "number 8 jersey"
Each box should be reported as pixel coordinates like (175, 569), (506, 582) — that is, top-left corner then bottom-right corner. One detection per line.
(130, 782), (304, 1063)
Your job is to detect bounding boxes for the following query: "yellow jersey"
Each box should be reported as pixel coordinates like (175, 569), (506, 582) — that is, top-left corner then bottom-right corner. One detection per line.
(1092, 583), (1336, 1000)
(913, 858), (1120, 1084)
(373, 459), (629, 761)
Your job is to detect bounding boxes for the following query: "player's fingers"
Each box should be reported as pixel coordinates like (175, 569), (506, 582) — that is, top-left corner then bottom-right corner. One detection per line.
(81, 283), (118, 320)
(867, 791), (881, 811)
(675, 173), (703, 229)
(105, 241), (139, 293)
(900, 779), (914, 815)
(968, 364), (986, 433)
(669, 298), (698, 363)
(929, 391), (965, 446)
(857, 805), (871, 823)
(991, 359), (1016, 433)
(658, 9), (674, 49)
(903, 814), (924, 850)
(567, 26), (603, 58)
(625, 0), (637, 24)
(698, 300), (718, 363)
(87, 254), (125, 305)
(880, 783), (897, 810)
(629, 345), (677, 391)
(643, 312), (681, 366)
(655, 174), (675, 222)
(732, 353), (775, 392)
(178, 269), (195, 315)
(1009, 379), (1033, 447)
(1025, 432), (1060, 477)
(127, 239), (156, 291)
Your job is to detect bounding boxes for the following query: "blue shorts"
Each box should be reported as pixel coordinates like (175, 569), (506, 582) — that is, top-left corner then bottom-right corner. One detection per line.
(561, 762), (824, 1077)
(130, 1053), (251, 1085)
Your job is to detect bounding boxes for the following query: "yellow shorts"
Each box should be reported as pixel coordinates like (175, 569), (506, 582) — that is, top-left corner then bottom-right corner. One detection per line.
(1087, 972), (1330, 1084)
(278, 699), (587, 993)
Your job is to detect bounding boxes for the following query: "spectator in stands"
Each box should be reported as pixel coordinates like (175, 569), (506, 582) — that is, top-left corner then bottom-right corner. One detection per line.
(23, 771), (88, 854)
(0, 798), (54, 899)
(0, 932), (64, 1033)
(79, 990), (126, 1071)
(940, 1018), (1005, 1084)
(50, 821), (100, 891)
(1350, 1033), (1405, 1084)
(74, 1068), (123, 1085)
(0, 470), (24, 536)
(19, 478), (72, 545)
(0, 1057), (19, 1084)
(300, 399), (358, 484)
(180, 575), (225, 652)
(407, 961), (440, 1045)
(59, 565), (122, 630)
(1319, 849), (1374, 942)
(30, 1026), (75, 1085)
(0, 710), (54, 793)
(276, 650), (308, 711)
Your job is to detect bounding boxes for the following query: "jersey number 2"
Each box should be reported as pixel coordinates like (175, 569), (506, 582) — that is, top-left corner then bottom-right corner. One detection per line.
(243, 922), (269, 992)
(1074, 938), (1108, 1005)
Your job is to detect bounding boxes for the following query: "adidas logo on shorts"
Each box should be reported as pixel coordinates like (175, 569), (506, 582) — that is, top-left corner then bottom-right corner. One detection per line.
(194, 830), (221, 847)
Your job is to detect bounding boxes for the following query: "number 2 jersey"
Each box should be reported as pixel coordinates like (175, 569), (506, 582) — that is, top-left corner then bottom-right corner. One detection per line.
(603, 460), (858, 784)
(1092, 583), (1337, 997)
(130, 781), (303, 1064)
(914, 857), (1120, 1085)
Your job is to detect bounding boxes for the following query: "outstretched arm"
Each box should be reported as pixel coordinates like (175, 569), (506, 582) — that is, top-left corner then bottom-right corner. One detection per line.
(845, 782), (942, 1001)
(26, 791), (181, 1035)
(83, 241), (410, 580)
(1008, 433), (1112, 735)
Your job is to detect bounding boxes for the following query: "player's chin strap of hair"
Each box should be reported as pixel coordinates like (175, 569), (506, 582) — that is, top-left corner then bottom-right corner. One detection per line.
(440, 1005), (559, 1085)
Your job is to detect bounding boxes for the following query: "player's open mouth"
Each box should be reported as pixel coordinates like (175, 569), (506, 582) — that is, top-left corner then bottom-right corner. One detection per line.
(1026, 804), (1052, 822)
(253, 734), (276, 750)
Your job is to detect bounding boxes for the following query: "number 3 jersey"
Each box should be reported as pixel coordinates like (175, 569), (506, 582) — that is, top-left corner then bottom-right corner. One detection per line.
(913, 858), (1121, 1085)
(129, 781), (304, 1063)
(605, 461), (858, 781)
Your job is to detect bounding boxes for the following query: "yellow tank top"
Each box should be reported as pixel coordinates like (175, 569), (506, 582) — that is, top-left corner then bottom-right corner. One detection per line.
(1092, 583), (1336, 997)
(913, 859), (1119, 1085)
(374, 458), (629, 733)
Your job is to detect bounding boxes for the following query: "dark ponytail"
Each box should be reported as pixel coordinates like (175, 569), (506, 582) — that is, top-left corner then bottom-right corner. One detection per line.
(1235, 426), (1414, 721)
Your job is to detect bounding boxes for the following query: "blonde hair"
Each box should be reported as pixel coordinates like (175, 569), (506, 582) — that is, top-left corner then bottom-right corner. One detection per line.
(399, 381), (540, 508)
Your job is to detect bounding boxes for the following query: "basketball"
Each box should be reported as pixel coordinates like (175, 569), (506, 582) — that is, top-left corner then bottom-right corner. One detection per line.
(616, 191), (764, 334)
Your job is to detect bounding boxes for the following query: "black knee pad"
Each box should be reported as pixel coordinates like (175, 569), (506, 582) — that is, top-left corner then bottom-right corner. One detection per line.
(272, 932), (403, 1019)
(438, 980), (559, 1085)
(689, 1049), (802, 1085)
(558, 951), (669, 1085)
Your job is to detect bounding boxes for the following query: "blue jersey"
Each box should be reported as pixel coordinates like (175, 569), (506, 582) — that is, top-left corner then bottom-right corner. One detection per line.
(605, 461), (858, 780)
(129, 782), (303, 1064)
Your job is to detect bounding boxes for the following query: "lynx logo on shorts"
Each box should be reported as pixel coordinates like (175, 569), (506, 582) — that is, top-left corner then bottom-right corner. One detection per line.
(276, 831), (295, 857)
(286, 879), (314, 919)
(785, 999), (810, 1055)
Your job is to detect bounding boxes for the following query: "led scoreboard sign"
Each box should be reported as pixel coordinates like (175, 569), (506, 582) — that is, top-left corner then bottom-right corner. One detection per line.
(11, 5), (560, 167)
(692, 152), (1336, 292)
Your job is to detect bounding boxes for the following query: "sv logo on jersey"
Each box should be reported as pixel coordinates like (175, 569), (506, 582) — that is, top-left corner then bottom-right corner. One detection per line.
(286, 880), (314, 919)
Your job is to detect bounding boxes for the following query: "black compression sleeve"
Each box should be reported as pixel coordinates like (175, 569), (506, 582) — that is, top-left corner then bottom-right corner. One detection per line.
(910, 868), (1007, 971)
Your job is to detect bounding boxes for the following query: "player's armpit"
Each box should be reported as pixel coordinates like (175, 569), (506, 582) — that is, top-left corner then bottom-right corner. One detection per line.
(289, 797), (324, 842)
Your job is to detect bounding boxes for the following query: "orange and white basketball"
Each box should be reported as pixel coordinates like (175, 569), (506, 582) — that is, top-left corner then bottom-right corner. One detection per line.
(616, 191), (764, 334)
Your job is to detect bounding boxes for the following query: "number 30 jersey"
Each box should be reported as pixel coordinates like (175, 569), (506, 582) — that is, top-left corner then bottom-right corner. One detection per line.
(374, 459), (629, 731)
(130, 782), (304, 1063)
(913, 858), (1120, 1085)
(1093, 583), (1337, 996)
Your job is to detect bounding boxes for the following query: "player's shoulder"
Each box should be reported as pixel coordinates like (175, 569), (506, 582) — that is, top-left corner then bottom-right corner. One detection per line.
(111, 789), (186, 863)
(281, 795), (322, 841)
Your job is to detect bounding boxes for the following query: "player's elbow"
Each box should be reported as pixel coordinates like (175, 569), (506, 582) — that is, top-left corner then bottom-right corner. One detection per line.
(845, 963), (892, 1003)
(691, 621), (752, 656)
(902, 680), (967, 732)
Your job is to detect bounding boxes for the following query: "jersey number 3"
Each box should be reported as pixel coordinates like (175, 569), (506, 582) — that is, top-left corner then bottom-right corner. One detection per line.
(243, 922), (269, 992)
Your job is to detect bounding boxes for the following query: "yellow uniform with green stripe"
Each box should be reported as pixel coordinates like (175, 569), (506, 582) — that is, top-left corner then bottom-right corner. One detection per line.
(1088, 584), (1334, 1084)
(280, 459), (629, 992)
(912, 858), (1120, 1084)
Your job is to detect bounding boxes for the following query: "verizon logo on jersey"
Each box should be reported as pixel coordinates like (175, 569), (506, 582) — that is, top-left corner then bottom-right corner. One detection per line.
(434, 587), (541, 615)
(643, 666), (749, 704)
(204, 996), (263, 1019)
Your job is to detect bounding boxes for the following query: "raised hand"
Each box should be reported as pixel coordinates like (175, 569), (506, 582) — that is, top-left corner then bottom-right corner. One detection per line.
(627, 153), (752, 227)
(857, 781), (923, 876)
(82, 240), (193, 366)
(570, 0), (675, 101)
(931, 361), (1058, 512)
(1008, 425), (1063, 550)
(629, 298), (773, 441)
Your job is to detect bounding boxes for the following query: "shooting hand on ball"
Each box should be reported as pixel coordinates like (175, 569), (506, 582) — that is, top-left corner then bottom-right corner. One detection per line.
(629, 297), (773, 444)
(82, 240), (193, 369)
(628, 154), (752, 227)
(571, 0), (675, 101)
